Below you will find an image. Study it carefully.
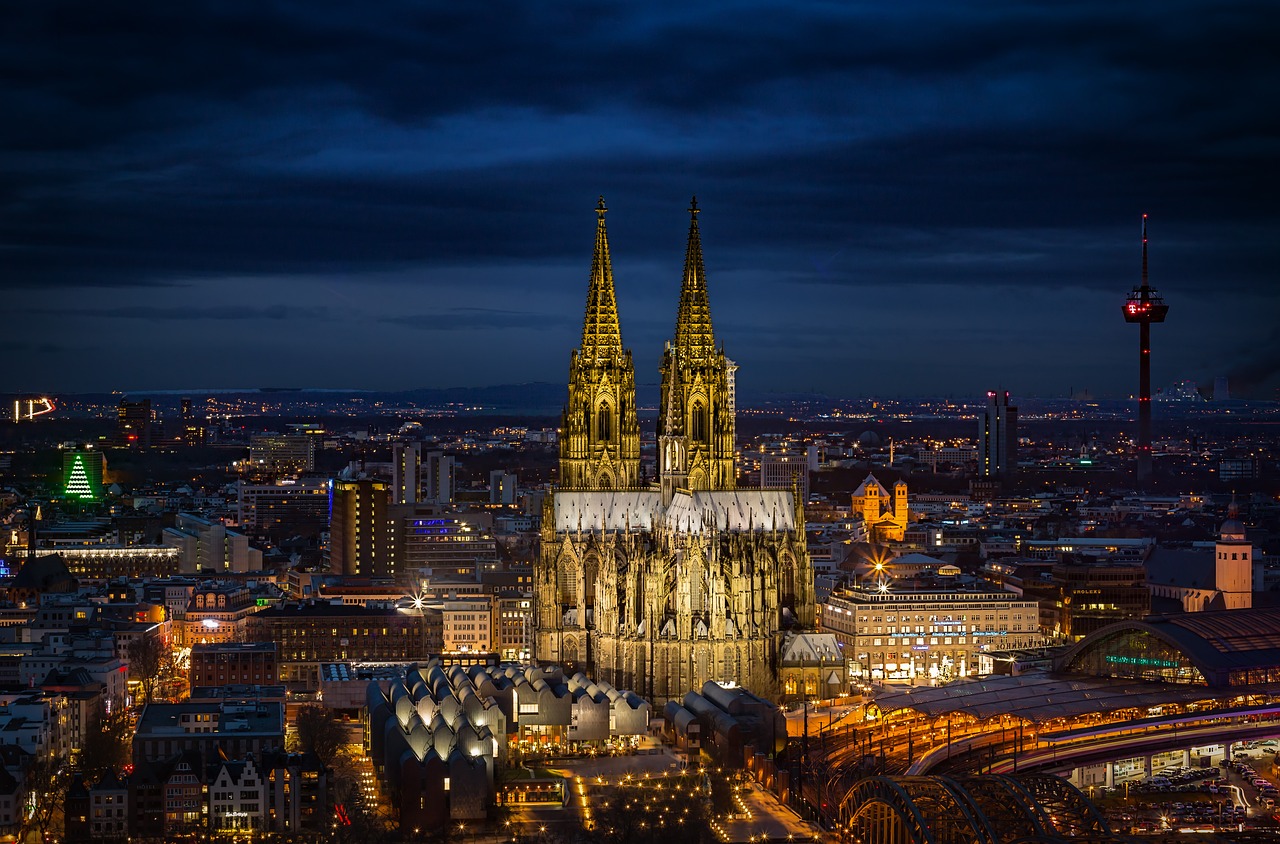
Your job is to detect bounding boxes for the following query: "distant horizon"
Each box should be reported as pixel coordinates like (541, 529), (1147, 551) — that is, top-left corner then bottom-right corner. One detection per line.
(12, 380), (1268, 405)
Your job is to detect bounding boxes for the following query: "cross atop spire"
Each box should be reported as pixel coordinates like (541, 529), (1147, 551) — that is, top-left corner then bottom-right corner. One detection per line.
(674, 196), (715, 360)
(580, 195), (623, 360)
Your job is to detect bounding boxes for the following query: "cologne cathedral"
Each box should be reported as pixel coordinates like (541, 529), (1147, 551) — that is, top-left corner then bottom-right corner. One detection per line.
(535, 198), (816, 703)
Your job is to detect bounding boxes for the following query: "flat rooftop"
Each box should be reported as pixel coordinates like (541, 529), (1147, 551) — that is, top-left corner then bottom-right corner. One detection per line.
(136, 701), (284, 735)
(190, 641), (277, 654)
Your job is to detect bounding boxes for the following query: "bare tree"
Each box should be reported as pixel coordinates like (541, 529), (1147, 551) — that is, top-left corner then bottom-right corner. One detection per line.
(19, 753), (69, 844)
(127, 635), (165, 706)
(289, 704), (346, 769)
(77, 701), (131, 779)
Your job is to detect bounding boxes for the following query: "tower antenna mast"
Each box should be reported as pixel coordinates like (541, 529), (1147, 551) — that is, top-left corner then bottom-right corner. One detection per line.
(1122, 214), (1169, 483)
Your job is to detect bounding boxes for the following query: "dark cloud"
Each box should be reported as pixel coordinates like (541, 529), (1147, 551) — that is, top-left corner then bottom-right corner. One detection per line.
(1, 1), (1277, 394)
(380, 308), (574, 331)
(13, 304), (331, 321)
(0, 340), (72, 355)
(1224, 326), (1280, 399)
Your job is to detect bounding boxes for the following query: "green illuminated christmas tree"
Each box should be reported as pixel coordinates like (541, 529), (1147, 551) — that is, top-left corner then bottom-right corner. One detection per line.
(65, 455), (95, 500)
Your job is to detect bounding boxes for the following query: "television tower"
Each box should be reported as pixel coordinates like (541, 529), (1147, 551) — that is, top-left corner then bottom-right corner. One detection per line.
(1122, 214), (1168, 482)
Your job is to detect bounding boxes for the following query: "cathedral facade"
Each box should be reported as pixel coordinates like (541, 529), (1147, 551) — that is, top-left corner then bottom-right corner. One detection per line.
(535, 198), (816, 703)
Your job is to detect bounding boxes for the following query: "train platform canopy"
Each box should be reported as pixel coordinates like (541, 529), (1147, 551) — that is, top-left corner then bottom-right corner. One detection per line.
(871, 672), (1280, 723)
(873, 608), (1280, 722)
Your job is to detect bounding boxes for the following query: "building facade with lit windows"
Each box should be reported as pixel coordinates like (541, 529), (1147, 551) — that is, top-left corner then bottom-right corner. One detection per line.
(759, 451), (809, 500)
(47, 546), (181, 581)
(495, 592), (534, 661)
(1052, 560), (1150, 638)
(978, 390), (1018, 478)
(184, 582), (260, 645)
(244, 602), (433, 687)
(328, 477), (396, 578)
(132, 701), (285, 767)
(820, 586), (1041, 683)
(396, 511), (498, 578)
(116, 398), (153, 448)
(164, 512), (262, 574)
(442, 596), (493, 654)
(190, 641), (278, 688)
(246, 433), (316, 476)
(237, 479), (330, 535)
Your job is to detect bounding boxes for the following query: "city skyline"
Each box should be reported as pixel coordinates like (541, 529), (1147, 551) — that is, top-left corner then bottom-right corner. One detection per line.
(4, 2), (1278, 398)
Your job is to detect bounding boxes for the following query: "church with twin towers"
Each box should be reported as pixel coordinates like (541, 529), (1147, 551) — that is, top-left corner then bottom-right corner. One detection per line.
(535, 198), (816, 703)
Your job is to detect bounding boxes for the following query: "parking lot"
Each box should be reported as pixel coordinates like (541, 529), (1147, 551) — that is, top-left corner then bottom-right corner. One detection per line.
(1092, 741), (1280, 833)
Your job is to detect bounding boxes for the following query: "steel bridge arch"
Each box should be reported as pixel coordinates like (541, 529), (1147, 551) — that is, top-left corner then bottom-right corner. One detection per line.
(837, 775), (1117, 844)
(1008, 774), (1110, 838)
(841, 776), (995, 844)
(950, 775), (1052, 842)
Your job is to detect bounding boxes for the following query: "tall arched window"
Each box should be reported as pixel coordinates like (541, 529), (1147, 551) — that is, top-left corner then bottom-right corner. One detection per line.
(691, 402), (706, 442)
(598, 403), (612, 440)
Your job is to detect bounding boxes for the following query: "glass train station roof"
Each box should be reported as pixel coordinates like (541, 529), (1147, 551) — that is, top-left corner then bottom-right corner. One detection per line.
(873, 608), (1280, 723)
(873, 672), (1278, 723)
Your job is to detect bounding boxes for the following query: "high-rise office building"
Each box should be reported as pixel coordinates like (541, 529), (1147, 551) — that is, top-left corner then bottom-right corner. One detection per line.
(117, 398), (153, 448)
(238, 479), (330, 536)
(328, 478), (396, 578)
(62, 450), (105, 503)
(489, 470), (517, 505)
(247, 433), (315, 476)
(978, 390), (1018, 478)
(397, 513), (498, 578)
(393, 442), (422, 504)
(759, 452), (808, 500)
(425, 451), (455, 505)
(163, 513), (263, 574)
(179, 397), (206, 446)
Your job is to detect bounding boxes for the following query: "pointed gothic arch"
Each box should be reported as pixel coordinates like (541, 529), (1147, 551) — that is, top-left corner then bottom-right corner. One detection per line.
(583, 552), (600, 609)
(691, 400), (707, 442)
(597, 400), (612, 441)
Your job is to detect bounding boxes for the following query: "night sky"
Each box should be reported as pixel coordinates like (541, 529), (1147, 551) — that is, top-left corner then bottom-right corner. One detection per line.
(5, 2), (1278, 399)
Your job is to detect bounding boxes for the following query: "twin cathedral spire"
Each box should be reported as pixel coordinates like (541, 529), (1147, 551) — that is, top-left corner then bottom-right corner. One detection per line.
(559, 198), (737, 495)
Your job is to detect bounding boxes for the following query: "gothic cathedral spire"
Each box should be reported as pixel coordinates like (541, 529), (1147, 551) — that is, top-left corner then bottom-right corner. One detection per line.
(659, 198), (737, 495)
(674, 197), (716, 361)
(559, 197), (641, 491)
(581, 196), (623, 361)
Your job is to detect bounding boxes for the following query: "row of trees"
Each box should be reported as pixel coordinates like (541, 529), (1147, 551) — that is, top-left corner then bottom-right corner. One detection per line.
(19, 699), (132, 844)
